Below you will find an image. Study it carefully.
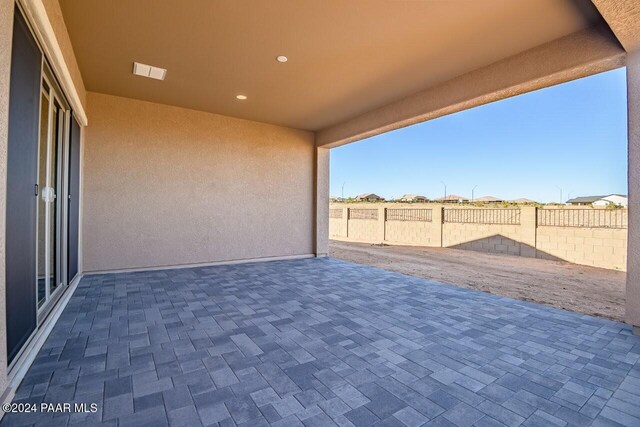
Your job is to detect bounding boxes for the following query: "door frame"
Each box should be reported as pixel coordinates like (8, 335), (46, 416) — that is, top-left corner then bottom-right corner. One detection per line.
(35, 65), (70, 324)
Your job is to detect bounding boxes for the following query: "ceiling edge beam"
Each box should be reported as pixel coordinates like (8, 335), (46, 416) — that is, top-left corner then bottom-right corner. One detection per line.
(316, 25), (624, 148)
(591, 0), (640, 53)
(19, 0), (88, 126)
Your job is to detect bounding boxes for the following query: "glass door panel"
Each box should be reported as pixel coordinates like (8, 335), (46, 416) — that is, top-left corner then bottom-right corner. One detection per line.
(49, 100), (60, 294)
(37, 89), (48, 308)
(37, 71), (69, 317)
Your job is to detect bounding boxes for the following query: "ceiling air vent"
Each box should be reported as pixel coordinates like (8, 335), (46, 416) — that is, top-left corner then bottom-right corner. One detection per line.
(132, 62), (166, 80)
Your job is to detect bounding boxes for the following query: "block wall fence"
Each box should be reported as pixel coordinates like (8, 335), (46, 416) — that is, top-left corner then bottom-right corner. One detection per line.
(329, 203), (627, 271)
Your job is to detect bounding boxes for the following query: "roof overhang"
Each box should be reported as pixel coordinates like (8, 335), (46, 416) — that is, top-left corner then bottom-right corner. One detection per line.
(55, 0), (636, 145)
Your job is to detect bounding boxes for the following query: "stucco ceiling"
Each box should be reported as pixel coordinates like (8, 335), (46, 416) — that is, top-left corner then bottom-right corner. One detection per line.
(59, 0), (605, 131)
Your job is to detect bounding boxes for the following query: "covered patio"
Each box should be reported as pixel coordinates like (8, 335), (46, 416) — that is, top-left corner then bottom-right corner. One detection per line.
(1, 0), (640, 424)
(3, 259), (640, 426)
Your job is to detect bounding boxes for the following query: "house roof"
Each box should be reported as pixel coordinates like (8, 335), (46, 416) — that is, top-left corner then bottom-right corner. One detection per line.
(59, 0), (605, 131)
(437, 194), (468, 201)
(355, 193), (382, 199)
(511, 198), (537, 203)
(566, 196), (605, 203)
(401, 194), (427, 199)
(475, 196), (502, 202)
(566, 194), (626, 203)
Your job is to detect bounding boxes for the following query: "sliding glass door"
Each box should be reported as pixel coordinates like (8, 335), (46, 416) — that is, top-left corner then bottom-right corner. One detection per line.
(7, 4), (78, 366)
(36, 70), (69, 318)
(6, 7), (41, 364)
(5, 2), (80, 364)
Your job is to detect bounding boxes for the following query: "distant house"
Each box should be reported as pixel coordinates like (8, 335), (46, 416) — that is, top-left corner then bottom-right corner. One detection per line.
(400, 194), (428, 202)
(511, 198), (537, 204)
(330, 197), (345, 203)
(354, 193), (384, 202)
(593, 195), (628, 207)
(474, 196), (502, 203)
(566, 195), (602, 205)
(566, 194), (628, 207)
(437, 194), (468, 203)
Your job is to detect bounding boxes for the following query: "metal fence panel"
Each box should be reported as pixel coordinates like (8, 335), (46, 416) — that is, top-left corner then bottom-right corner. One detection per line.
(349, 208), (378, 220)
(444, 208), (520, 225)
(537, 209), (627, 229)
(386, 209), (432, 222)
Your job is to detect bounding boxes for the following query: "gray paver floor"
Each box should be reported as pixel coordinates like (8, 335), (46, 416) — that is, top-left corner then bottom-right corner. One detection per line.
(2, 258), (640, 427)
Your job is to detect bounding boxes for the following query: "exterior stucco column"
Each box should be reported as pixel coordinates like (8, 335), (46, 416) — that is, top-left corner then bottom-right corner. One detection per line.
(432, 206), (444, 247)
(342, 207), (349, 238)
(627, 50), (640, 333)
(315, 147), (329, 257)
(520, 206), (537, 258)
(378, 206), (386, 243)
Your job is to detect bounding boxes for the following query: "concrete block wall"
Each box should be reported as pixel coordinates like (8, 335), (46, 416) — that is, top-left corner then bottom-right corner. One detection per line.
(330, 203), (627, 271)
(329, 208), (347, 238)
(537, 226), (627, 270)
(348, 219), (378, 242)
(385, 220), (438, 246)
(329, 217), (346, 238)
(442, 224), (522, 255)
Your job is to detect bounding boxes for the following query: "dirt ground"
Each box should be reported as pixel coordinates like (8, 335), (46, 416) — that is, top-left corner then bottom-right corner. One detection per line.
(329, 240), (626, 322)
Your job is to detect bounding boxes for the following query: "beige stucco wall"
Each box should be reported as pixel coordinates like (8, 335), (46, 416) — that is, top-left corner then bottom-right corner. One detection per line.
(314, 147), (330, 256)
(83, 92), (315, 271)
(0, 0), (15, 399)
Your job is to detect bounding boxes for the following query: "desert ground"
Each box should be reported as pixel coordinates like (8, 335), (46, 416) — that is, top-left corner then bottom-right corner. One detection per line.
(329, 240), (626, 322)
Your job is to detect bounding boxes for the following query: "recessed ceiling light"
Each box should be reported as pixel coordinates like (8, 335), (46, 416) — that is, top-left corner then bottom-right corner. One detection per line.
(133, 62), (166, 80)
(276, 55), (288, 63)
(236, 94), (247, 100)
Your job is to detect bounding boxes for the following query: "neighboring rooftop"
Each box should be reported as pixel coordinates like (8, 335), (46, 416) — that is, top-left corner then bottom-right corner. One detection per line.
(566, 194), (627, 204)
(354, 193), (384, 201)
(400, 194), (428, 201)
(474, 195), (502, 202)
(437, 194), (469, 202)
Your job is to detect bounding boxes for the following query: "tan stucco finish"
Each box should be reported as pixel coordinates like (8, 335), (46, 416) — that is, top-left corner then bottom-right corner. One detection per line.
(82, 93), (315, 272)
(314, 147), (329, 256)
(627, 50), (640, 327)
(317, 26), (625, 147)
(592, 0), (640, 52)
(58, 0), (602, 131)
(40, 0), (86, 110)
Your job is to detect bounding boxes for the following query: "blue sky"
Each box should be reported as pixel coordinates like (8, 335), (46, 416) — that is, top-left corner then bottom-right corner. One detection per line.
(330, 68), (628, 203)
